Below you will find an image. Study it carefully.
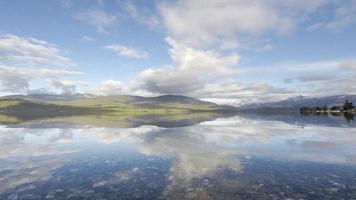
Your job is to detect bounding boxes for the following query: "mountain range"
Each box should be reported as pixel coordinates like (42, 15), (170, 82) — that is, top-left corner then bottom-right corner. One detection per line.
(239, 94), (356, 110)
(2, 93), (356, 110)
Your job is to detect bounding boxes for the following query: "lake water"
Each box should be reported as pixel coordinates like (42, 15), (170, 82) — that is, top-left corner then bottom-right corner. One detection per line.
(0, 114), (356, 199)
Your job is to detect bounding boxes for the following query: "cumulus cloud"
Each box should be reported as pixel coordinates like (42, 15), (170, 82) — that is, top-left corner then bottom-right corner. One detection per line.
(76, 9), (117, 34)
(140, 38), (239, 94)
(134, 36), (296, 103)
(105, 44), (149, 59)
(138, 0), (354, 103)
(0, 65), (32, 93)
(96, 80), (123, 95)
(50, 79), (77, 95)
(88, 79), (156, 97)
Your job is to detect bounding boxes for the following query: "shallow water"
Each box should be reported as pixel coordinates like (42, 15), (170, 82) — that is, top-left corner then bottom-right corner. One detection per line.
(1, 114), (356, 199)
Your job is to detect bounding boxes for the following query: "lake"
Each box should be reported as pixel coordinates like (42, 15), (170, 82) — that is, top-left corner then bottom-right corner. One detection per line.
(0, 113), (356, 199)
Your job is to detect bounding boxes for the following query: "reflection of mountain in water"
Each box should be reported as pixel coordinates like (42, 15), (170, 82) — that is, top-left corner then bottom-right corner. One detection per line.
(0, 94), (236, 128)
(4, 112), (236, 129)
(236, 111), (356, 128)
(300, 112), (355, 123)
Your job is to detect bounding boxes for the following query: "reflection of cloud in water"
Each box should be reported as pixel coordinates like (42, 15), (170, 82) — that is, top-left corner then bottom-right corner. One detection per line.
(0, 127), (77, 159)
(90, 126), (161, 144)
(1, 115), (356, 195)
(135, 117), (356, 197)
(0, 126), (162, 192)
(138, 128), (242, 198)
(0, 159), (63, 193)
(197, 116), (356, 164)
(0, 127), (78, 193)
(140, 129), (242, 179)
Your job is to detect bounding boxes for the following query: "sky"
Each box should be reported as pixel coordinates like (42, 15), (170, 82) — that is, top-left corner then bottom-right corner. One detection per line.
(0, 0), (356, 105)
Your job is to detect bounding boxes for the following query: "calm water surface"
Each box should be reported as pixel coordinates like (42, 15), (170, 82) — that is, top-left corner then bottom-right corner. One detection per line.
(1, 114), (356, 199)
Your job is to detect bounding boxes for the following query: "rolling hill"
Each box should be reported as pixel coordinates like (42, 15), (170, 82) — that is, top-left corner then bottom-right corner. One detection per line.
(0, 94), (234, 124)
(2, 94), (225, 110)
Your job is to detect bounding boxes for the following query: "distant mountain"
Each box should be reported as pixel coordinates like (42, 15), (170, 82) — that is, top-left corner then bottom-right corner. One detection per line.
(240, 94), (356, 109)
(0, 94), (235, 125)
(1, 94), (235, 110)
(1, 94), (217, 106)
(52, 94), (227, 111)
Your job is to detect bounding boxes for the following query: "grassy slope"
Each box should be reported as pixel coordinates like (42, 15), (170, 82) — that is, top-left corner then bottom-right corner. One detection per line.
(0, 99), (22, 108)
(53, 95), (222, 112)
(0, 95), (228, 124)
(0, 99), (104, 123)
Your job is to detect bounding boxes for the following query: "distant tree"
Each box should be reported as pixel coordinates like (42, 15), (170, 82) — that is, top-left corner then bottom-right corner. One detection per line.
(344, 113), (354, 122)
(300, 107), (313, 114)
(322, 105), (328, 111)
(343, 100), (355, 111)
(331, 106), (342, 111)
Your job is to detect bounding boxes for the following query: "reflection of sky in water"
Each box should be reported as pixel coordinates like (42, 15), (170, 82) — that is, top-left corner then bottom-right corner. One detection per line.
(1, 116), (356, 199)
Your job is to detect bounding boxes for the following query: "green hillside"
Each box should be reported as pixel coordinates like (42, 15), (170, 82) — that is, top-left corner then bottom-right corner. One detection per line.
(53, 95), (221, 110)
(0, 95), (233, 125)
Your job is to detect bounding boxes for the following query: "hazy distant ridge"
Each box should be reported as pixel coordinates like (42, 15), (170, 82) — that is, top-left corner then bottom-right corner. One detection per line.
(240, 94), (356, 109)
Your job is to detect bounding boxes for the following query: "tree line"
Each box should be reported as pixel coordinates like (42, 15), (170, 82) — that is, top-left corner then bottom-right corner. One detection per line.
(300, 100), (355, 114)
(300, 100), (355, 122)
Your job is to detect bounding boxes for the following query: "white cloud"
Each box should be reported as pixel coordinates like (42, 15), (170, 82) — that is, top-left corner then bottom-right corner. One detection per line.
(0, 34), (75, 68)
(76, 9), (117, 34)
(159, 0), (333, 49)
(140, 38), (239, 94)
(339, 60), (356, 70)
(0, 34), (83, 94)
(156, 0), (355, 53)
(75, 1), (356, 102)
(0, 65), (32, 93)
(105, 44), (149, 59)
(0, 65), (83, 94)
(123, 2), (159, 28)
(50, 79), (77, 95)
(196, 81), (295, 104)
(145, 0), (355, 103)
(81, 35), (95, 42)
(138, 56), (356, 104)
(265, 59), (356, 97)
(95, 80), (123, 95)
(88, 79), (156, 97)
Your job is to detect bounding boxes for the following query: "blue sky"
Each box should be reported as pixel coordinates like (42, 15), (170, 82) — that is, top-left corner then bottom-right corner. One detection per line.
(0, 0), (355, 104)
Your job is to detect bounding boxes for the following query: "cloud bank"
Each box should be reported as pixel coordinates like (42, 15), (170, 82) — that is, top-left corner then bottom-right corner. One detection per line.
(0, 34), (83, 94)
